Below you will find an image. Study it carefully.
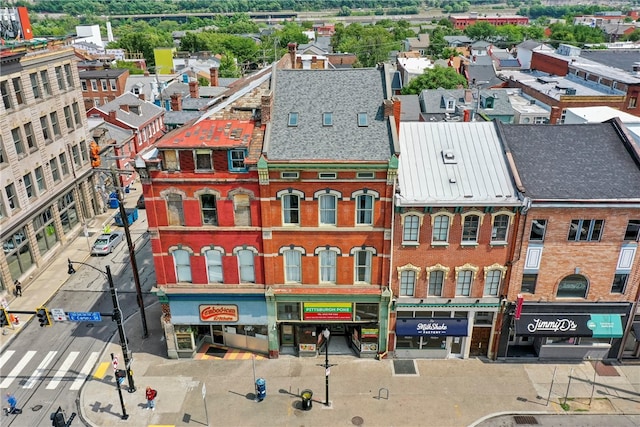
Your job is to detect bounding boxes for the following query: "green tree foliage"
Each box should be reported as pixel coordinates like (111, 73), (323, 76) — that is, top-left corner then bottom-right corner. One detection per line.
(109, 21), (172, 67)
(622, 29), (640, 42)
(464, 21), (498, 41)
(114, 60), (145, 75)
(401, 65), (468, 94)
(179, 32), (260, 67)
(548, 23), (605, 46)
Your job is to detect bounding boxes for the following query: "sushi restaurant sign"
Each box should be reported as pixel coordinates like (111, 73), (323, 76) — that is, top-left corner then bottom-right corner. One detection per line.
(303, 302), (352, 320)
(199, 305), (239, 322)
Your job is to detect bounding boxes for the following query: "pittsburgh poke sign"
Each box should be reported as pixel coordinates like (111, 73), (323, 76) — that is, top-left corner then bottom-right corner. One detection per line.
(199, 305), (239, 322)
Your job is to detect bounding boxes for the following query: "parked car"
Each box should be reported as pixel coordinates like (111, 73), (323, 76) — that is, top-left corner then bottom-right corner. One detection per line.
(136, 194), (145, 209)
(91, 232), (124, 256)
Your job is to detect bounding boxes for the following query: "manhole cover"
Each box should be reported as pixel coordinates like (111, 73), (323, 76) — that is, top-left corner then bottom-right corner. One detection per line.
(351, 416), (364, 426)
(393, 359), (417, 375)
(513, 415), (538, 425)
(32, 404), (43, 411)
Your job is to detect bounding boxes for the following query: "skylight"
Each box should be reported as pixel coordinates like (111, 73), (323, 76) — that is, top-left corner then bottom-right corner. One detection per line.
(357, 112), (368, 127)
(323, 112), (333, 126)
(288, 112), (299, 127)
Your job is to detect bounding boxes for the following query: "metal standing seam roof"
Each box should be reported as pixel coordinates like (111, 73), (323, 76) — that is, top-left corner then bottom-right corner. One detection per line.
(267, 68), (393, 162)
(397, 122), (521, 206)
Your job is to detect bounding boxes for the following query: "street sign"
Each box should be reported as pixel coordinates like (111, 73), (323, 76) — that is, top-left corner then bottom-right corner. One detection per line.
(112, 355), (119, 371)
(51, 308), (66, 322)
(67, 311), (102, 322)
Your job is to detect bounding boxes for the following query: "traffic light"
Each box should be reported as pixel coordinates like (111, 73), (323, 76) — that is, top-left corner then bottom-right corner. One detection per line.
(36, 307), (52, 327)
(90, 141), (101, 168)
(115, 369), (126, 385)
(0, 308), (8, 328)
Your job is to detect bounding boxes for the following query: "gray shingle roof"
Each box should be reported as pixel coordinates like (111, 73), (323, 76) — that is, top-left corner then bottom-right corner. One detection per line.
(420, 88), (515, 117)
(95, 92), (164, 129)
(497, 122), (640, 200)
(267, 68), (393, 161)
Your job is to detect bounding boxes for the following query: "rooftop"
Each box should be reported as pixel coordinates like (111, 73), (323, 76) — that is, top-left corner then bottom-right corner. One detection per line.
(156, 119), (254, 149)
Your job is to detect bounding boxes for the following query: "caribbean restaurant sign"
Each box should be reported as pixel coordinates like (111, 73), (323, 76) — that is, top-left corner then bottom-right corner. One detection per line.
(199, 305), (239, 322)
(303, 302), (352, 320)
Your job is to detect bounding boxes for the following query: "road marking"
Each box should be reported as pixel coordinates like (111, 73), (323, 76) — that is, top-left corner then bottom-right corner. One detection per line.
(93, 361), (110, 380)
(70, 352), (100, 390)
(24, 351), (57, 389)
(0, 350), (36, 388)
(0, 350), (15, 371)
(46, 351), (79, 389)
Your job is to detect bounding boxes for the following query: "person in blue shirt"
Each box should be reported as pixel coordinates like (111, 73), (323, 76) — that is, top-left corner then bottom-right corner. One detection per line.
(5, 393), (17, 415)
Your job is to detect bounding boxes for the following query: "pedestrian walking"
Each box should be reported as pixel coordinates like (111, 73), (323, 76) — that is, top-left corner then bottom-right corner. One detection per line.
(4, 393), (17, 415)
(145, 386), (157, 410)
(13, 280), (21, 297)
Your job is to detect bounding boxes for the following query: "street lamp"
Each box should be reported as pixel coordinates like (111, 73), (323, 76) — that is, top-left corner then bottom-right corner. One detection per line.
(322, 328), (331, 407)
(67, 260), (136, 395)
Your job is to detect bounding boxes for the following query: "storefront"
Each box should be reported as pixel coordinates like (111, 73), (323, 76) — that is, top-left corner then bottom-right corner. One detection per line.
(395, 317), (469, 359)
(498, 302), (630, 361)
(164, 293), (268, 359)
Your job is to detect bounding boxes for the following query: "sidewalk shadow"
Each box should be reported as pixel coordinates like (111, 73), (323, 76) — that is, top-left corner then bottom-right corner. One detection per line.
(570, 375), (640, 398)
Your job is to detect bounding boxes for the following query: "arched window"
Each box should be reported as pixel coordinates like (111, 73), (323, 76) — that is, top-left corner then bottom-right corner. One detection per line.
(319, 194), (337, 225)
(172, 249), (192, 283)
(402, 214), (421, 243)
(204, 249), (224, 283)
(236, 249), (255, 283)
(557, 274), (589, 298)
(284, 249), (302, 283)
(319, 249), (337, 283)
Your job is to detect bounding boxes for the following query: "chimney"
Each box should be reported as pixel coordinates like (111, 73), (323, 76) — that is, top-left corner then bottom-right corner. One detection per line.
(463, 109), (471, 122)
(210, 67), (219, 87)
(464, 89), (473, 103)
(108, 110), (117, 121)
(189, 80), (199, 98)
(138, 93), (145, 101)
(120, 104), (129, 112)
(170, 93), (183, 111)
(261, 93), (273, 123)
(383, 99), (394, 118)
(393, 97), (401, 135)
(288, 42), (297, 68)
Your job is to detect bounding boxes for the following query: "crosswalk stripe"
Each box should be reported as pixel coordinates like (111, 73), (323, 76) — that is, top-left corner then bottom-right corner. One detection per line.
(0, 350), (36, 388)
(70, 352), (100, 390)
(0, 350), (15, 371)
(24, 351), (58, 389)
(46, 351), (79, 390)
(93, 361), (110, 380)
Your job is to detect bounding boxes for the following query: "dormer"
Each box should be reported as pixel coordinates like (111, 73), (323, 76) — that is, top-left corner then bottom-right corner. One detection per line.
(441, 95), (456, 112)
(480, 95), (495, 109)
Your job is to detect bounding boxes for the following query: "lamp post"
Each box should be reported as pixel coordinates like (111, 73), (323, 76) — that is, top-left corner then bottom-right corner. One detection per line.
(322, 328), (331, 407)
(67, 259), (136, 395)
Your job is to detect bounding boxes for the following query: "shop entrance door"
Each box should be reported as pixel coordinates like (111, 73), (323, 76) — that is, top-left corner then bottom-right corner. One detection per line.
(449, 336), (463, 358)
(281, 324), (295, 346)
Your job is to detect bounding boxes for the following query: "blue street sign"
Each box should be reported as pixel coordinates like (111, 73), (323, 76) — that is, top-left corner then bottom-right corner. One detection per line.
(67, 312), (102, 322)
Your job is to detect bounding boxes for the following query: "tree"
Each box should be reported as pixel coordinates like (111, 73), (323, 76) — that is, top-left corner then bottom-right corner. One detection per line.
(464, 21), (498, 41)
(401, 65), (468, 95)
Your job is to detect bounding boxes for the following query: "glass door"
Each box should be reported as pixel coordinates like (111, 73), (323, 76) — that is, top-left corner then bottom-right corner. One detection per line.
(449, 336), (463, 358)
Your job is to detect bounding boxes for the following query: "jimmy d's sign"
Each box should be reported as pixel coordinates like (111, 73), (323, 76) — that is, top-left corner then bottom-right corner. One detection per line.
(515, 314), (623, 338)
(199, 305), (239, 322)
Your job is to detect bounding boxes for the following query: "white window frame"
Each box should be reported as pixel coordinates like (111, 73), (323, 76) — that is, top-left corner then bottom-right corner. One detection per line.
(351, 247), (375, 284)
(352, 189), (379, 226)
(277, 189), (304, 226)
(426, 264), (450, 297)
(491, 212), (514, 244)
(234, 247), (258, 283)
(461, 210), (484, 244)
(401, 212), (424, 245)
(455, 263), (479, 296)
(315, 247), (340, 284)
(431, 212), (454, 244)
(281, 247), (304, 283)
(171, 247), (193, 283)
(203, 247), (225, 283)
(397, 263), (421, 297)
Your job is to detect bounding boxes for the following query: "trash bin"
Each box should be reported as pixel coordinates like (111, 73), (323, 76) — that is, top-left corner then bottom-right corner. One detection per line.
(108, 192), (119, 209)
(301, 389), (313, 410)
(255, 378), (266, 402)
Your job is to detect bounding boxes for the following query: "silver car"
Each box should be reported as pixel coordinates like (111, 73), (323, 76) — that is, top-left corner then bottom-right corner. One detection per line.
(91, 232), (124, 256)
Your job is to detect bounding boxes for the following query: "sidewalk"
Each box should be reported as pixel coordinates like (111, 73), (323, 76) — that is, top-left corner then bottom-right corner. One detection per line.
(0, 184), (142, 349)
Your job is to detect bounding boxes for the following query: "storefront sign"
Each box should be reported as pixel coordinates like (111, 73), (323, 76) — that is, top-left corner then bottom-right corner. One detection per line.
(361, 328), (379, 338)
(395, 318), (468, 336)
(516, 314), (623, 338)
(303, 302), (352, 320)
(199, 305), (239, 322)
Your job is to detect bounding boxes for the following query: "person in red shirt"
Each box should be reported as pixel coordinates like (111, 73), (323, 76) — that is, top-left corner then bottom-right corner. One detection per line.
(145, 387), (157, 410)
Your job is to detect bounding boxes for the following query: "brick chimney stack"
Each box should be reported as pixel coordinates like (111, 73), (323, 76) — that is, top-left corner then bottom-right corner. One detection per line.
(138, 93), (145, 101)
(288, 42), (297, 68)
(108, 110), (117, 121)
(170, 93), (183, 111)
(189, 80), (199, 98)
(261, 93), (273, 123)
(383, 99), (394, 118)
(210, 67), (219, 87)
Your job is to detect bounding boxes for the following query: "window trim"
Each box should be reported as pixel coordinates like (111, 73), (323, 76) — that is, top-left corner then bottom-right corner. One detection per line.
(454, 263), (479, 296)
(400, 212), (424, 245)
(426, 264), (449, 297)
(490, 211), (514, 244)
(352, 189), (379, 226)
(234, 246), (258, 283)
(277, 189), (304, 226)
(351, 247), (376, 284)
(228, 148), (248, 172)
(170, 246), (193, 283)
(556, 274), (589, 299)
(316, 247), (340, 284)
(567, 219), (604, 242)
(461, 210), (484, 244)
(431, 211), (454, 245)
(281, 246), (305, 283)
(397, 263), (421, 297)
(483, 264), (506, 296)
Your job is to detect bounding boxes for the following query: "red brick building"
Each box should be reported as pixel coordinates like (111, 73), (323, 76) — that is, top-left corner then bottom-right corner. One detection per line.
(79, 68), (129, 111)
(449, 13), (528, 30)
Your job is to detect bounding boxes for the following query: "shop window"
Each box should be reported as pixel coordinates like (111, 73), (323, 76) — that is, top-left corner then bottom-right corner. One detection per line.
(166, 194), (185, 226)
(282, 193), (300, 225)
(195, 150), (212, 171)
(354, 250), (372, 284)
(205, 249), (223, 283)
(529, 219), (547, 241)
(428, 270), (444, 296)
(456, 270), (473, 296)
(319, 249), (337, 283)
(568, 219), (603, 242)
(284, 249), (302, 283)
(355, 303), (378, 321)
(237, 249), (255, 283)
(624, 219), (640, 241)
(173, 249), (192, 283)
(318, 194), (337, 226)
(521, 274), (537, 294)
(556, 274), (588, 298)
(355, 193), (374, 225)
(462, 214), (480, 243)
(33, 207), (58, 255)
(277, 302), (300, 321)
(474, 312), (494, 325)
(58, 191), (78, 233)
(432, 214), (450, 243)
(200, 194), (218, 225)
(399, 270), (416, 296)
(3, 227), (33, 280)
(402, 214), (420, 244)
(611, 274), (628, 294)
(491, 214), (510, 243)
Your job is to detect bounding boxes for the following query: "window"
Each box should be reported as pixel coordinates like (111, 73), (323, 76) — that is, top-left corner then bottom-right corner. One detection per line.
(30, 73), (40, 99)
(64, 106), (73, 131)
(0, 139), (4, 164)
(33, 207), (58, 255)
(166, 194), (184, 225)
(23, 173), (34, 199)
(624, 220), (640, 241)
(288, 112), (298, 126)
(319, 250), (337, 283)
(399, 270), (416, 296)
(484, 270), (501, 296)
(195, 150), (212, 171)
(71, 144), (80, 166)
(462, 214), (480, 243)
(173, 249), (192, 282)
(354, 250), (372, 283)
(556, 274), (588, 298)
(323, 112), (333, 126)
(49, 158), (60, 182)
(59, 153), (69, 176)
(403, 215), (420, 243)
(72, 102), (82, 126)
(428, 270), (444, 296)
(64, 64), (73, 87)
(55, 66), (65, 91)
(233, 194), (251, 226)
(628, 97), (637, 109)
(1, 81), (11, 109)
(568, 219), (603, 241)
(229, 149), (247, 171)
(356, 194), (374, 225)
(93, 98), (100, 107)
(521, 274), (537, 293)
(445, 99), (455, 111)
(456, 270), (473, 296)
(529, 219), (547, 241)
(205, 249), (223, 282)
(282, 194), (300, 225)
(110, 79), (117, 90)
(50, 112), (61, 137)
(356, 172), (374, 179)
(492, 214), (510, 242)
(319, 194), (336, 225)
(200, 194), (218, 225)
(611, 274), (628, 294)
(80, 140), (88, 162)
(281, 171), (299, 179)
(318, 172), (336, 179)
(357, 112), (368, 127)
(11, 127), (24, 155)
(284, 250), (302, 283)
(24, 122), (35, 150)
(35, 166), (45, 191)
(5, 184), (18, 210)
(237, 249), (255, 283)
(12, 78), (23, 105)
(162, 150), (179, 170)
(81, 80), (87, 91)
(432, 214), (450, 243)
(40, 115), (51, 141)
(91, 80), (97, 90)
(101, 79), (108, 91)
